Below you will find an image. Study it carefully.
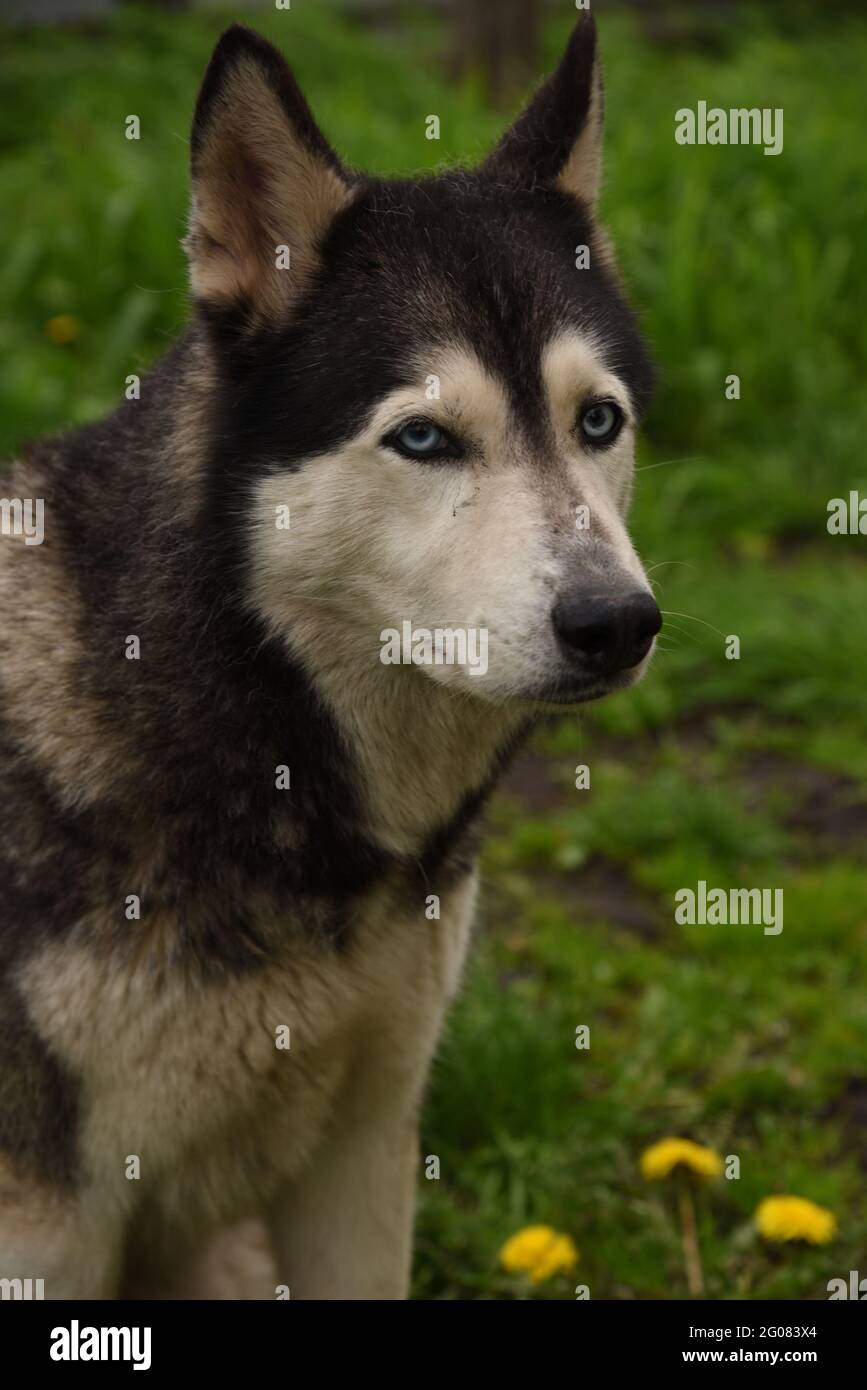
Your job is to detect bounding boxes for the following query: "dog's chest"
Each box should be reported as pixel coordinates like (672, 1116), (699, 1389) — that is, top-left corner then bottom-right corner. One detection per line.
(21, 874), (476, 1221)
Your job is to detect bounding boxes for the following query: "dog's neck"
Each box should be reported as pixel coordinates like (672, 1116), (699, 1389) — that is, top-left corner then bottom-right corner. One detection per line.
(272, 610), (530, 858)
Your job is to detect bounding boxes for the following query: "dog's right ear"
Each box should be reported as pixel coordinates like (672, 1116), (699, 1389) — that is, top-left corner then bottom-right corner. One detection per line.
(480, 15), (603, 213)
(185, 26), (351, 320)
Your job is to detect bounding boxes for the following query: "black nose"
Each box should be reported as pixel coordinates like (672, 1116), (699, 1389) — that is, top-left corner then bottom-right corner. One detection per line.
(552, 590), (662, 673)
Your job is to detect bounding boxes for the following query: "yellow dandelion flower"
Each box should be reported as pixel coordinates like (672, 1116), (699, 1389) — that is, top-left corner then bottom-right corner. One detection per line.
(755, 1196), (837, 1245)
(499, 1225), (579, 1284)
(45, 314), (79, 345)
(640, 1137), (723, 1181)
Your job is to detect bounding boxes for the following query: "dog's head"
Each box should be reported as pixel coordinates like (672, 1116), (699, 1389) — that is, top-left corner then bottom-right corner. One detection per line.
(187, 18), (660, 708)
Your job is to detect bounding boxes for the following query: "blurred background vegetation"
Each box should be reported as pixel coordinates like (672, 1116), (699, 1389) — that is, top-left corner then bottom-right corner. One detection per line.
(1, 0), (865, 1299)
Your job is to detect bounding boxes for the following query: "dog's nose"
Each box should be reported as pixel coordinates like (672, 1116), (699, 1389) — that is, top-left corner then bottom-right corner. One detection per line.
(552, 590), (661, 672)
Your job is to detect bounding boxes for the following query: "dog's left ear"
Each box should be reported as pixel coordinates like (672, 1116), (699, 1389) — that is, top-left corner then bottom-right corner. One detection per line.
(185, 25), (351, 320)
(480, 15), (603, 212)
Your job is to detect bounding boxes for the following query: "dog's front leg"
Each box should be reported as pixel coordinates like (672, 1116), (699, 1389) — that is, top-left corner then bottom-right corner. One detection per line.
(269, 875), (476, 1299)
(268, 1101), (420, 1301)
(0, 1169), (122, 1299)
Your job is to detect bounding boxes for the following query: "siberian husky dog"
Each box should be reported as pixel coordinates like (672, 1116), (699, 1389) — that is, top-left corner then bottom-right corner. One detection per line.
(0, 15), (659, 1299)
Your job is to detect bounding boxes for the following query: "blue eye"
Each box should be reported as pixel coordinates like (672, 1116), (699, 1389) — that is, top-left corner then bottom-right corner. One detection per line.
(384, 418), (459, 460)
(579, 400), (624, 447)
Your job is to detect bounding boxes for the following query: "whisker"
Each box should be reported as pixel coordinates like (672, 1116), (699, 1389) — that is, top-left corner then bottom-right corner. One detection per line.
(659, 609), (728, 641)
(635, 455), (706, 473)
(645, 560), (698, 577)
(658, 620), (696, 640)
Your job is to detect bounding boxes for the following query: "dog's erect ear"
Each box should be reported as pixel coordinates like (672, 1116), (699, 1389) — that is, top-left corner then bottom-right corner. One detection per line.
(185, 26), (351, 318)
(480, 15), (603, 211)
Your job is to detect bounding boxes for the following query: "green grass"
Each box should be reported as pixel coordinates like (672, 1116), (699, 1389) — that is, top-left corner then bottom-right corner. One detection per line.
(2, 2), (866, 1299)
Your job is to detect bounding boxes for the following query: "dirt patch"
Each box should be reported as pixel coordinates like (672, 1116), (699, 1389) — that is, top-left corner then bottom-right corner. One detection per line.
(499, 748), (572, 813)
(821, 1078), (867, 1172)
(668, 701), (765, 752)
(737, 750), (867, 858)
(537, 853), (664, 941)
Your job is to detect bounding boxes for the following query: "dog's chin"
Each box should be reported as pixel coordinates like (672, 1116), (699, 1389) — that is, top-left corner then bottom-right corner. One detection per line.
(414, 646), (655, 712)
(520, 677), (623, 710)
(515, 657), (653, 711)
(441, 666), (644, 713)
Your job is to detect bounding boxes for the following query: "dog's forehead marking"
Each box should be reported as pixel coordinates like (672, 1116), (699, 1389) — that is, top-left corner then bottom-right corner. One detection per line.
(363, 334), (630, 454)
(543, 332), (633, 409)
(365, 345), (511, 442)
